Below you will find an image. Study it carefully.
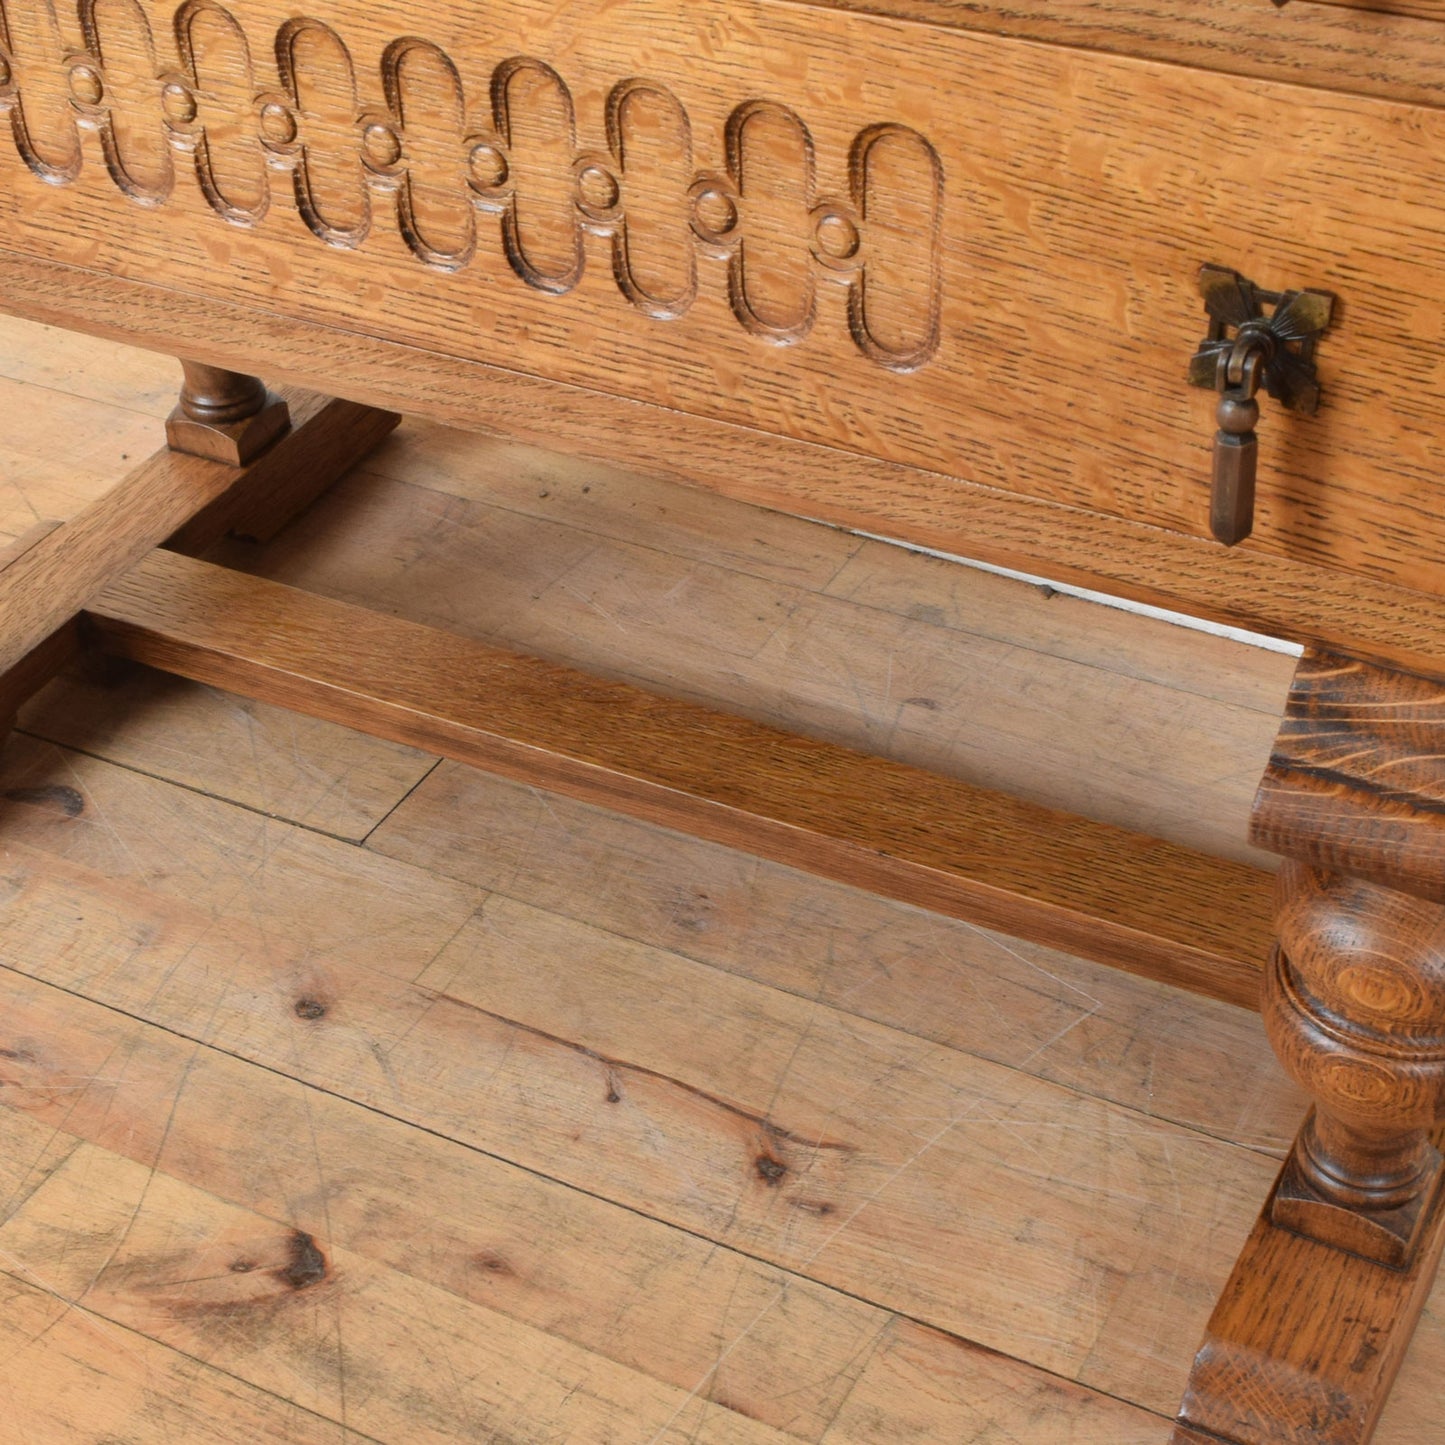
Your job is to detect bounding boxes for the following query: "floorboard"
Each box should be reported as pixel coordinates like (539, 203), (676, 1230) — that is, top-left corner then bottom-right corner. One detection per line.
(0, 315), (1440, 1442)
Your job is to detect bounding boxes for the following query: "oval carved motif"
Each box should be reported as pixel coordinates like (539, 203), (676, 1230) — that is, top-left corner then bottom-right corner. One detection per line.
(608, 79), (695, 320)
(173, 0), (268, 223)
(383, 37), (474, 270)
(850, 123), (943, 372)
(0, 1), (944, 370)
(725, 99), (816, 344)
(492, 56), (581, 294)
(81, 0), (171, 202)
(275, 18), (368, 247)
(0, 0), (80, 181)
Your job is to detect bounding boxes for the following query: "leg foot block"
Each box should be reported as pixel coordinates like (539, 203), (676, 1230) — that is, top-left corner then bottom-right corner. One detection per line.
(1177, 1135), (1445, 1444)
(1272, 1123), (1444, 1268)
(165, 389), (292, 467)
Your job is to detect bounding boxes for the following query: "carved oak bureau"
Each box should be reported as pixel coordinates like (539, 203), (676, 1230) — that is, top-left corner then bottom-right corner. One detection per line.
(4, 0), (1445, 1438)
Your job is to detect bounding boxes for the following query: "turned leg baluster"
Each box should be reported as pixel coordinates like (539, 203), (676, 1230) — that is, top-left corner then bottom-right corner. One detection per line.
(1177, 650), (1445, 1445)
(166, 360), (291, 467)
(1266, 863), (1445, 1266)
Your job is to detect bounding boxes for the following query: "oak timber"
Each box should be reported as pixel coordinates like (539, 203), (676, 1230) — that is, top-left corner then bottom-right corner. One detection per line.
(7, 0), (1445, 629)
(207, 466), (1283, 866)
(1177, 1134), (1445, 1445)
(1254, 652), (1445, 903)
(86, 548), (1276, 1007)
(0, 386), (393, 677)
(793, 0), (1445, 110)
(16, 255), (1445, 686)
(2, 317), (1442, 1441)
(1169, 650), (1445, 1442)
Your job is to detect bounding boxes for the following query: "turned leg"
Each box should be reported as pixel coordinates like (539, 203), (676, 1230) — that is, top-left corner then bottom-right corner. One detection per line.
(165, 360), (291, 466)
(1177, 650), (1445, 1445)
(1266, 863), (1445, 1266)
(164, 379), (399, 551)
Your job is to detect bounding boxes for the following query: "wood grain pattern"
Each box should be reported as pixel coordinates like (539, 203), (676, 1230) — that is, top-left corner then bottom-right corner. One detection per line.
(165, 393), (400, 553)
(0, 385), (375, 677)
(1178, 649), (1445, 1440)
(1176, 1130), (1445, 1445)
(790, 0), (1445, 109)
(0, 363), (162, 533)
(16, 252), (1445, 683)
(18, 653), (439, 839)
(7, 317), (1442, 1440)
(85, 547), (1276, 1007)
(0, 1141), (799, 1443)
(1264, 864), (1445, 1266)
(1254, 652), (1445, 902)
(223, 464), (1283, 866)
(0, 1263), (355, 1441)
(0, 788), (1276, 1417)
(0, 526), (79, 723)
(1249, 656), (1445, 1273)
(0, 336), (1297, 1144)
(6, 715), (1438, 1443)
(6, 0), (1445, 618)
(0, 309), (180, 414)
(0, 962), (1169, 1442)
(816, 537), (1296, 715)
(0, 622), (80, 743)
(0, 731), (488, 982)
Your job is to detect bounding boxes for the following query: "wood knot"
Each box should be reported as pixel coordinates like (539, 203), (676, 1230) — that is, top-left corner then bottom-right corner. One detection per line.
(277, 1231), (327, 1291)
(473, 1250), (515, 1278)
(755, 1154), (787, 1185)
(669, 886), (714, 934)
(293, 998), (327, 1021)
(3, 784), (84, 817)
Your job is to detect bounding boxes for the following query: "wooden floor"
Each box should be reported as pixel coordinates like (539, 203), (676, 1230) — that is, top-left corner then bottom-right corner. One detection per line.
(1, 316), (1441, 1442)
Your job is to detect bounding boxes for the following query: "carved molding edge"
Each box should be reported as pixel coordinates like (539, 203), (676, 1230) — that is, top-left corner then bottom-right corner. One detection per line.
(0, 0), (945, 370)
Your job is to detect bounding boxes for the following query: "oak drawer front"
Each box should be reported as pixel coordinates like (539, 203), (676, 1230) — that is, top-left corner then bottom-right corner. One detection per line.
(1, 0), (1443, 599)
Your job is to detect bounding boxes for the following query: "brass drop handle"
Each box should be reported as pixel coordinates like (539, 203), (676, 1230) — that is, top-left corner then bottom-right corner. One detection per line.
(1209, 339), (1266, 547)
(1189, 264), (1335, 548)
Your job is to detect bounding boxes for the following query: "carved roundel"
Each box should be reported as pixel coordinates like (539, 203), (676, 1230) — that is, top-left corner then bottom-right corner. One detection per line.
(689, 175), (741, 250)
(160, 77), (196, 124)
(0, 0), (945, 369)
(362, 114), (406, 175)
(258, 98), (297, 146)
(811, 203), (862, 270)
(67, 59), (102, 108)
(465, 135), (509, 196)
(574, 155), (621, 227)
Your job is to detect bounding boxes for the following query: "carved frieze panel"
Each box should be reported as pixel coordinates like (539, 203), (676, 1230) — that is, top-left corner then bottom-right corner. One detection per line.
(0, 0), (944, 369)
